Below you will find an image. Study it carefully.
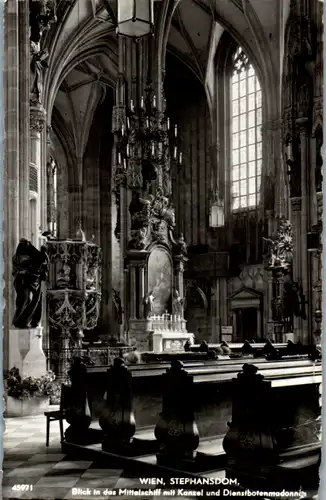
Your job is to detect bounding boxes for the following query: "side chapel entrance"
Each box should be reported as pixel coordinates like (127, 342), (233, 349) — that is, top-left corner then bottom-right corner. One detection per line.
(229, 288), (263, 342)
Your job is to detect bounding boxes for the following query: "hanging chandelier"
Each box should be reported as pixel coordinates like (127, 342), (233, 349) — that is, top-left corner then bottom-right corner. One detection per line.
(116, 0), (154, 39)
(114, 80), (182, 192)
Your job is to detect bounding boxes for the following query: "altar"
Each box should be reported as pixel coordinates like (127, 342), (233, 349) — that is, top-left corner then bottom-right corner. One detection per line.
(124, 190), (193, 352)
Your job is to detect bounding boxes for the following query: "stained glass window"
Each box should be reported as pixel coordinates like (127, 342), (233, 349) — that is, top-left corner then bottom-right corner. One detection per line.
(231, 47), (262, 211)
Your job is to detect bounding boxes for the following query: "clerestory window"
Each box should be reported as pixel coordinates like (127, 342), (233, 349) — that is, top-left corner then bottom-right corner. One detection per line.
(231, 47), (262, 211)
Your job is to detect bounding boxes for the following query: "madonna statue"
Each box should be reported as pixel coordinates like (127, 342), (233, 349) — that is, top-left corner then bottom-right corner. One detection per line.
(12, 239), (49, 329)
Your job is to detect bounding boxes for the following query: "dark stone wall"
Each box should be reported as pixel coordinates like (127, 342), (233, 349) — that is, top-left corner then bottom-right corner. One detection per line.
(165, 54), (212, 247)
(82, 89), (119, 338)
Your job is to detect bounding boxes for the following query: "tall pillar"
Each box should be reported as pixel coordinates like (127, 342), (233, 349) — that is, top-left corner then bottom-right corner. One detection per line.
(138, 265), (145, 319)
(297, 118), (310, 344)
(130, 267), (136, 319)
(18, 0), (30, 239)
(290, 198), (302, 338)
(4, 0), (20, 370)
(210, 280), (219, 342)
(257, 308), (261, 339)
(30, 105), (46, 247)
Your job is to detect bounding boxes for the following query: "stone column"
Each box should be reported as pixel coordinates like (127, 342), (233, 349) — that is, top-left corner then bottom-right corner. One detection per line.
(265, 210), (274, 337)
(290, 197), (302, 338)
(297, 118), (310, 344)
(232, 311), (237, 341)
(257, 308), (261, 339)
(130, 266), (137, 319)
(210, 280), (219, 342)
(30, 105), (46, 247)
(138, 264), (145, 319)
(46, 157), (54, 232)
(18, 0), (30, 239)
(4, 0), (20, 370)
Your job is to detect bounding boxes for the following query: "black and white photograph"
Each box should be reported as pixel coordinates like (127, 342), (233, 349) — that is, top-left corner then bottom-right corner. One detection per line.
(1, 0), (324, 499)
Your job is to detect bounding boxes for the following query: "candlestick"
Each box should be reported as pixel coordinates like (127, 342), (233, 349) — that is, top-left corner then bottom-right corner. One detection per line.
(141, 96), (144, 109)
(118, 153), (121, 165)
(174, 146), (177, 159)
(146, 118), (150, 129)
(153, 94), (156, 108)
(130, 99), (134, 112)
(174, 124), (177, 137)
(121, 125), (125, 136)
(126, 144), (130, 156)
(127, 117), (130, 129)
(151, 142), (155, 155)
(179, 152), (183, 164)
(124, 159), (127, 170)
(167, 117), (170, 130)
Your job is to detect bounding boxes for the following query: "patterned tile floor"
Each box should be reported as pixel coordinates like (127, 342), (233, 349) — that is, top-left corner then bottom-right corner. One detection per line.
(2, 414), (320, 500)
(3, 413), (185, 500)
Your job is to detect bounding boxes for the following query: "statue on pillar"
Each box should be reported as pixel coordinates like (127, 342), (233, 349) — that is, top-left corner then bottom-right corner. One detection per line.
(12, 239), (49, 329)
(112, 288), (123, 325)
(286, 156), (301, 198)
(30, 41), (49, 105)
(172, 290), (184, 316)
(143, 291), (154, 319)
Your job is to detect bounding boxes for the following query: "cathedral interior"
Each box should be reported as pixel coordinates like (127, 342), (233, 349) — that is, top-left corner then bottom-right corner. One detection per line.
(2, 0), (324, 498)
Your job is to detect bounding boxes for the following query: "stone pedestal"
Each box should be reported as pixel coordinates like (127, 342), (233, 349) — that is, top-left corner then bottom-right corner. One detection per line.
(9, 327), (46, 377)
(284, 332), (295, 343)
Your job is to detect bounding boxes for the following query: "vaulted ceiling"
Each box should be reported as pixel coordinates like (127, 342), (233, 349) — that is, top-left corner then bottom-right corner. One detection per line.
(46, 0), (290, 166)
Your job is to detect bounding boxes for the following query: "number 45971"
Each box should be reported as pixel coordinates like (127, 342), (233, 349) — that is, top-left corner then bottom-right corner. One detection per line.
(12, 485), (34, 491)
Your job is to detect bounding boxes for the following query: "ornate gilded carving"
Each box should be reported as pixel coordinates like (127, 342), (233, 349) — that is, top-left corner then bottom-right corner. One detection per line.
(263, 218), (293, 271)
(128, 228), (147, 250)
(127, 188), (176, 250)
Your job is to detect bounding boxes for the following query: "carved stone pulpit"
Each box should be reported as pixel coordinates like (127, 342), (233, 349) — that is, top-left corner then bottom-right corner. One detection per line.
(126, 189), (193, 351)
(46, 239), (101, 378)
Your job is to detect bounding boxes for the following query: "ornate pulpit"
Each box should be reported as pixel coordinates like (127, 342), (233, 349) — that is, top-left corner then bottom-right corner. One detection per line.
(46, 237), (101, 378)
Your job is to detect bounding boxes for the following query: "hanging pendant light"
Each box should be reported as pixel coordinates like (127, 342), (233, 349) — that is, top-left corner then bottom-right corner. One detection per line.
(116, 0), (154, 39)
(209, 201), (225, 228)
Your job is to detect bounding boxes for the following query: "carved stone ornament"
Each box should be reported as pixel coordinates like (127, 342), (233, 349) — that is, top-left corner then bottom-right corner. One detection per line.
(46, 240), (102, 336)
(126, 159), (143, 189)
(29, 0), (57, 44)
(30, 105), (46, 133)
(127, 228), (147, 250)
(48, 291), (85, 333)
(112, 288), (123, 325)
(288, 15), (317, 61)
(112, 105), (126, 133)
(30, 41), (49, 106)
(286, 156), (301, 198)
(127, 188), (176, 250)
(263, 218), (293, 271)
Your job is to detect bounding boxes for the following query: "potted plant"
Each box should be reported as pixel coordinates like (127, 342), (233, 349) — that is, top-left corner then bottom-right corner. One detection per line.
(4, 367), (58, 417)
